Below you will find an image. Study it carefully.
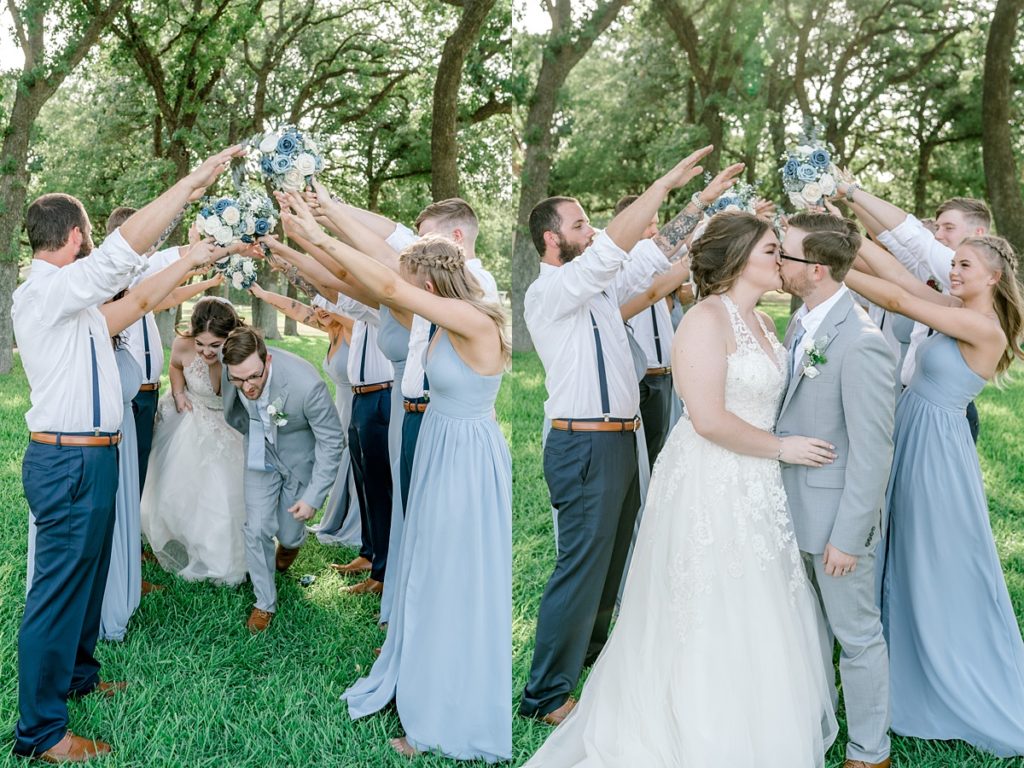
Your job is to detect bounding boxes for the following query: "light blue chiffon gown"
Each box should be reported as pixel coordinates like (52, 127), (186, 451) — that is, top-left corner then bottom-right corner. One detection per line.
(99, 347), (144, 641)
(881, 333), (1024, 756)
(377, 306), (409, 622)
(312, 338), (362, 547)
(343, 331), (512, 762)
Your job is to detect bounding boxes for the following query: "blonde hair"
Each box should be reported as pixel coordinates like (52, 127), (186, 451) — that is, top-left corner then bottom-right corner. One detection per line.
(399, 234), (510, 366)
(961, 235), (1024, 380)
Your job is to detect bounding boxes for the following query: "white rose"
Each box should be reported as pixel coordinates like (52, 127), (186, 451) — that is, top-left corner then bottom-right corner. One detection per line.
(294, 153), (316, 175)
(788, 191), (806, 209)
(801, 336), (816, 353)
(801, 182), (823, 203)
(216, 225), (235, 245)
(266, 404), (277, 416)
(231, 271), (244, 289)
(818, 173), (836, 196)
(259, 134), (280, 153)
(204, 216), (222, 236)
(221, 206), (241, 225)
(276, 418), (288, 427)
(281, 169), (305, 191)
(803, 365), (820, 379)
(242, 259), (256, 276)
(229, 254), (241, 267)
(242, 216), (256, 235)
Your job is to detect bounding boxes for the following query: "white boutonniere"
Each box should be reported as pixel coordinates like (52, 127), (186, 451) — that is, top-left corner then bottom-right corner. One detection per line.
(801, 334), (829, 379)
(266, 397), (288, 427)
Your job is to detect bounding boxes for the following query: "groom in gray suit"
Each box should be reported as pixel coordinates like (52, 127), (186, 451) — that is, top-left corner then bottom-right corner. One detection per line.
(222, 327), (342, 633)
(776, 213), (896, 768)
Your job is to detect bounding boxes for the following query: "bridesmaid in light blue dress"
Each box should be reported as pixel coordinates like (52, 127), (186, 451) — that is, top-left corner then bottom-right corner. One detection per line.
(847, 233), (1024, 757)
(376, 306), (410, 624)
(315, 337), (362, 547)
(99, 346), (144, 641)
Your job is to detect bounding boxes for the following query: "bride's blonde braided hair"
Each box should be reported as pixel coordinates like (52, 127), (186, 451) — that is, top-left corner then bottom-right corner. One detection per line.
(961, 234), (1024, 379)
(399, 234), (510, 365)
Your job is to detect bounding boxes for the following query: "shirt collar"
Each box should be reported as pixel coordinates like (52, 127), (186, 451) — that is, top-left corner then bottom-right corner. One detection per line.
(799, 284), (848, 331)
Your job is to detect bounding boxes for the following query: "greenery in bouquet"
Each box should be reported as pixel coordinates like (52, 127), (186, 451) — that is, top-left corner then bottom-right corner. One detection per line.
(780, 123), (839, 210)
(249, 125), (324, 192)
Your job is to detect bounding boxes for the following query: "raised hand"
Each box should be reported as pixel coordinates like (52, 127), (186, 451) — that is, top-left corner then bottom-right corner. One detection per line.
(276, 190), (324, 246)
(753, 198), (777, 220)
(185, 145), (246, 195)
(699, 162), (746, 205)
(656, 145), (715, 191)
(184, 238), (225, 270)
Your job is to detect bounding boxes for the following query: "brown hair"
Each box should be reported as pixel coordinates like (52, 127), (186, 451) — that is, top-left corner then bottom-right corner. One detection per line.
(223, 326), (267, 366)
(613, 195), (639, 216)
(399, 234), (510, 366)
(960, 235), (1024, 380)
(787, 212), (862, 281)
(936, 197), (991, 231)
(181, 297), (242, 340)
(414, 198), (478, 237)
(689, 212), (771, 298)
(529, 196), (578, 256)
(106, 206), (137, 235)
(26, 193), (89, 252)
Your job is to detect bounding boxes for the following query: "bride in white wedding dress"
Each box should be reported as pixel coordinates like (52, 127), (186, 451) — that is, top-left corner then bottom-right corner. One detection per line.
(525, 212), (839, 768)
(140, 297), (247, 586)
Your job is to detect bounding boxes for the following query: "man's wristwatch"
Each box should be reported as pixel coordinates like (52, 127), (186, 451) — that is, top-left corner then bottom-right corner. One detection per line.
(691, 192), (710, 211)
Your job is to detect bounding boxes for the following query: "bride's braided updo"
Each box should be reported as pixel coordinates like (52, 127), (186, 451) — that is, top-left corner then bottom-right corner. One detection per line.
(398, 234), (510, 365)
(960, 234), (1024, 379)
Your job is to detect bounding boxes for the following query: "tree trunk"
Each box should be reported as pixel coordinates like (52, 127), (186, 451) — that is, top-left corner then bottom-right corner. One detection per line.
(430, 0), (497, 200)
(284, 281), (298, 336)
(982, 0), (1024, 260)
(913, 142), (934, 219)
(155, 308), (178, 349)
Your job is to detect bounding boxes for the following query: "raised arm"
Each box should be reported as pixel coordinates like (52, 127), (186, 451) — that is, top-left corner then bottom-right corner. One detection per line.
(674, 299), (836, 466)
(260, 234), (376, 307)
(101, 241), (221, 335)
(853, 238), (958, 307)
(304, 180), (401, 272)
(152, 274), (224, 313)
(834, 178), (911, 235)
(249, 283), (332, 332)
(652, 162), (745, 257)
(620, 259), (691, 321)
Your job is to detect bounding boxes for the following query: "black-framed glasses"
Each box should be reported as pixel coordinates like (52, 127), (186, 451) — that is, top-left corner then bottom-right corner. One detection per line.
(779, 253), (823, 265)
(228, 365), (266, 387)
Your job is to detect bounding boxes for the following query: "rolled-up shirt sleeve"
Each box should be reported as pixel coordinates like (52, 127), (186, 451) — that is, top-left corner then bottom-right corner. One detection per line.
(530, 231), (631, 321)
(45, 228), (146, 323)
(878, 215), (952, 290)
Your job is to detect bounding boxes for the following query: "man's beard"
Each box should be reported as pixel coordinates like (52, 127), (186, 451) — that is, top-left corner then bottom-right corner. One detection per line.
(74, 239), (93, 261)
(557, 237), (585, 264)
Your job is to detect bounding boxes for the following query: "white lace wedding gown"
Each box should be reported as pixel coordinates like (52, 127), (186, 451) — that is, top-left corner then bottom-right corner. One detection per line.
(525, 296), (838, 767)
(140, 354), (248, 585)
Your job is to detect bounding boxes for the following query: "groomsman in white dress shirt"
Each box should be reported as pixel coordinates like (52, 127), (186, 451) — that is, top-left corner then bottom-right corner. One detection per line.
(518, 146), (717, 725)
(11, 147), (238, 763)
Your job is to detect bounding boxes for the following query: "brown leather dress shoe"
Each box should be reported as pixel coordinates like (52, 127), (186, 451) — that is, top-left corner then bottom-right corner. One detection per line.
(340, 578), (383, 595)
(843, 759), (891, 768)
(275, 544), (300, 573)
(68, 681), (127, 700)
(140, 581), (164, 595)
(246, 608), (274, 633)
(329, 556), (372, 575)
(37, 731), (111, 763)
(540, 697), (577, 726)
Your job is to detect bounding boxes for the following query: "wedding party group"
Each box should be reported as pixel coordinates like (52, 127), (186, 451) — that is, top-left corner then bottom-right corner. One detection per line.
(11, 144), (512, 764)
(8, 122), (1024, 768)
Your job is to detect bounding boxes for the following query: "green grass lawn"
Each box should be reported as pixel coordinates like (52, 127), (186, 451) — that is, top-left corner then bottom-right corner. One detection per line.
(2, 304), (1023, 767)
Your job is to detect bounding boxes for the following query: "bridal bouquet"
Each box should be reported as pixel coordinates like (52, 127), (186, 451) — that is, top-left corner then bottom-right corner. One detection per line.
(249, 125), (324, 192)
(216, 252), (259, 291)
(196, 196), (244, 246)
(705, 176), (758, 217)
(780, 127), (839, 210)
(236, 188), (278, 243)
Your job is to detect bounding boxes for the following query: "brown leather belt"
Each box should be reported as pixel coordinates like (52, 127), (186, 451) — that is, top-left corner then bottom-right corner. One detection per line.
(403, 400), (428, 413)
(550, 417), (641, 433)
(645, 366), (672, 377)
(352, 382), (393, 395)
(138, 383), (160, 392)
(30, 432), (122, 447)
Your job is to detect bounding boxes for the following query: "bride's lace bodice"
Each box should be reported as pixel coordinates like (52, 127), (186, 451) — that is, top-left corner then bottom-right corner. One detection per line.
(720, 294), (788, 429)
(183, 354), (223, 411)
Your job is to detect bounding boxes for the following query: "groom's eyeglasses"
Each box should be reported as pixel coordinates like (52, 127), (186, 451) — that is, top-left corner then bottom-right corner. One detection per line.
(228, 365), (266, 386)
(779, 252), (823, 265)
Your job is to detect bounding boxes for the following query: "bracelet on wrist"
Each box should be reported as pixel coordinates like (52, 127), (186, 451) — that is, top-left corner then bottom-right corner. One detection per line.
(690, 191), (710, 212)
(846, 183), (861, 204)
(775, 437), (784, 461)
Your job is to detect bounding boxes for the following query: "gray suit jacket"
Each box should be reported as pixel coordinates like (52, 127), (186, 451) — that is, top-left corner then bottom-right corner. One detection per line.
(776, 291), (896, 556)
(223, 347), (342, 509)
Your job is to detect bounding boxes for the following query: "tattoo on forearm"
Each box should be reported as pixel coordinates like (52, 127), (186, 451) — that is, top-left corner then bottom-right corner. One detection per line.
(147, 206), (187, 256)
(653, 207), (701, 256)
(283, 265), (320, 299)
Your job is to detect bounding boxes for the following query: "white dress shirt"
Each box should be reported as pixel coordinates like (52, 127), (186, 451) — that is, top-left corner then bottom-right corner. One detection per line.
(525, 231), (640, 419)
(790, 285), (850, 378)
(321, 294), (394, 386)
(124, 245), (181, 385)
(877, 215), (953, 386)
(13, 229), (146, 433)
(616, 239), (674, 370)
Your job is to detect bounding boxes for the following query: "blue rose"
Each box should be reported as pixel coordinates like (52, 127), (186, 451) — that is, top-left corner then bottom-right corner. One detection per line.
(254, 218), (271, 235)
(272, 154), (293, 173)
(810, 149), (831, 169)
(241, 234), (254, 244)
(260, 156), (274, 175)
(214, 198), (231, 214)
(276, 135), (298, 155)
(200, 206), (213, 217)
(782, 158), (799, 179)
(797, 163), (818, 182)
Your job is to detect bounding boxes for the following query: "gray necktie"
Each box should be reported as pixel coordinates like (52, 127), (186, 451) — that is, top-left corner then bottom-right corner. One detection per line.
(247, 404), (267, 471)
